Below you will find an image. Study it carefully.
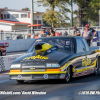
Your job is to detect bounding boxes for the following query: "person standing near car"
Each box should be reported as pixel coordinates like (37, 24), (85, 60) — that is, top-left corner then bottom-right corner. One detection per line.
(88, 24), (97, 37)
(73, 26), (80, 36)
(81, 25), (93, 46)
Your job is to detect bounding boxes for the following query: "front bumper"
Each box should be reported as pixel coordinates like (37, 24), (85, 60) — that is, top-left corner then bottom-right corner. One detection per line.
(9, 71), (66, 80)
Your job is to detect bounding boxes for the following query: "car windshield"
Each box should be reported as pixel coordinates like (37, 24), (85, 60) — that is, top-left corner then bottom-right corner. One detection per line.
(27, 38), (75, 53)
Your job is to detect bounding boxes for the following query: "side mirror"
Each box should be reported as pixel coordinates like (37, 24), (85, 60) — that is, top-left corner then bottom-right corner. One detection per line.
(83, 48), (85, 51)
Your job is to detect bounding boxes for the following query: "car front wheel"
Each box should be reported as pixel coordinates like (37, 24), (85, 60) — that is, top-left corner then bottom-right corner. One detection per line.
(64, 67), (71, 82)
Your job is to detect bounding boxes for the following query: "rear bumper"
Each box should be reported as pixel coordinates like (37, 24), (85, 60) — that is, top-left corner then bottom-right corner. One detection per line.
(9, 71), (66, 80)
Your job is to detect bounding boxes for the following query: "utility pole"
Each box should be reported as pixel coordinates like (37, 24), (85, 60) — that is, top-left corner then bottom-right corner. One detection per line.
(99, 10), (100, 26)
(71, 0), (73, 27)
(31, 0), (34, 33)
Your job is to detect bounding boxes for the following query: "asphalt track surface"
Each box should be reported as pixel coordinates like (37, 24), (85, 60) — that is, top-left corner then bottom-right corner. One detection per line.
(0, 71), (100, 100)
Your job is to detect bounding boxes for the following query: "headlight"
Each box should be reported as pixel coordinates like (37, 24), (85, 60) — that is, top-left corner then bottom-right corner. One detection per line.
(46, 63), (60, 67)
(10, 64), (21, 68)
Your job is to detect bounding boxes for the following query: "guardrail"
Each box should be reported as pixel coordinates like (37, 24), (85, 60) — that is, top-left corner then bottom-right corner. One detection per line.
(0, 53), (25, 72)
(0, 38), (35, 52)
(0, 26), (100, 40)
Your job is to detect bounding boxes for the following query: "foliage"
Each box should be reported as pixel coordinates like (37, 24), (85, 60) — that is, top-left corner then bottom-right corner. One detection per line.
(70, 17), (78, 27)
(88, 19), (98, 26)
(37, 0), (70, 28)
(4, 7), (8, 9)
(74, 0), (100, 22)
(22, 7), (30, 11)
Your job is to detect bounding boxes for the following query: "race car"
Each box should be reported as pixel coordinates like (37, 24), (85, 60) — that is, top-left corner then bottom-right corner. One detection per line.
(9, 36), (100, 83)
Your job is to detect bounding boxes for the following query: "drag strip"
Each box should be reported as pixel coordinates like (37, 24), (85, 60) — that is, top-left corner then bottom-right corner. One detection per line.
(0, 72), (100, 100)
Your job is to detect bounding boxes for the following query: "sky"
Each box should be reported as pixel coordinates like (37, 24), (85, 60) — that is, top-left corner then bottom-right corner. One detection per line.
(0, 0), (46, 12)
(0, 0), (78, 18)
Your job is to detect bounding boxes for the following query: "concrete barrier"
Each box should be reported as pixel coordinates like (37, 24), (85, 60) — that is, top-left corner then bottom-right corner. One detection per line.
(0, 38), (35, 52)
(0, 53), (25, 72)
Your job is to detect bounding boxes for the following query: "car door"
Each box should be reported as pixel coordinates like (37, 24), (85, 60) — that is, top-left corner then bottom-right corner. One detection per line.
(83, 38), (97, 74)
(73, 38), (87, 77)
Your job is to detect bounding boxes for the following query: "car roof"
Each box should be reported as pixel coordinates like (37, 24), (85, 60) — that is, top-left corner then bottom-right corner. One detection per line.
(36, 36), (84, 40)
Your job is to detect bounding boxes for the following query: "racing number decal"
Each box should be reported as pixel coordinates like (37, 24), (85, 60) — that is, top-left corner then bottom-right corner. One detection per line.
(82, 58), (91, 67)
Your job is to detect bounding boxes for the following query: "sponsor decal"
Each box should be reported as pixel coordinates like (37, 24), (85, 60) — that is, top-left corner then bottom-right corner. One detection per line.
(74, 69), (95, 77)
(95, 50), (100, 53)
(82, 58), (91, 67)
(8, 57), (16, 62)
(23, 55), (48, 60)
(66, 41), (70, 45)
(36, 39), (42, 42)
(47, 50), (51, 53)
(43, 74), (48, 79)
(18, 75), (22, 79)
(51, 47), (57, 51)
(30, 68), (35, 70)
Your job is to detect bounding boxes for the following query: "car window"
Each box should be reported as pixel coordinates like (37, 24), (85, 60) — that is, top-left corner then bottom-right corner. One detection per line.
(27, 38), (75, 53)
(82, 39), (89, 51)
(76, 39), (86, 53)
(98, 32), (100, 37)
(55, 39), (75, 52)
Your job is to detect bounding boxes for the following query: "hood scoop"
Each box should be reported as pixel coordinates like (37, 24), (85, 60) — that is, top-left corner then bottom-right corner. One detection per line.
(34, 42), (58, 56)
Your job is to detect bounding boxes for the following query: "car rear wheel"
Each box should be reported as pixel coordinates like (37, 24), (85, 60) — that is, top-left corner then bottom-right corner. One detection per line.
(64, 67), (71, 82)
(16, 80), (24, 83)
(0, 51), (2, 56)
(94, 58), (99, 75)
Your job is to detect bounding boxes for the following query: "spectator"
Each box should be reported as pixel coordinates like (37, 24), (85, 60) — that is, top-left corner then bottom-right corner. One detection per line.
(38, 33), (46, 38)
(17, 34), (23, 39)
(81, 25), (93, 46)
(55, 32), (60, 36)
(47, 28), (55, 37)
(63, 31), (68, 36)
(73, 26), (80, 36)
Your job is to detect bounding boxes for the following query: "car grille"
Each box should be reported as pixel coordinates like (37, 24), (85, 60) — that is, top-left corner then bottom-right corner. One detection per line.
(22, 65), (45, 68)
(21, 65), (46, 72)
(21, 69), (46, 72)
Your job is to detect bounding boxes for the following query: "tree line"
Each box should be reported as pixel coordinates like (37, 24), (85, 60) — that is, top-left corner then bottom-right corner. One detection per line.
(36, 0), (100, 27)
(9, 0), (100, 28)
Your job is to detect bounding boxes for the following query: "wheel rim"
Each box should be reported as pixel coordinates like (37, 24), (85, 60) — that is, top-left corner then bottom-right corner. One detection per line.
(95, 58), (98, 75)
(65, 67), (70, 82)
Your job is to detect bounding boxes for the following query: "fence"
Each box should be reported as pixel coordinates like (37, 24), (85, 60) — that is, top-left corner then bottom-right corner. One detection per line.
(0, 26), (100, 40)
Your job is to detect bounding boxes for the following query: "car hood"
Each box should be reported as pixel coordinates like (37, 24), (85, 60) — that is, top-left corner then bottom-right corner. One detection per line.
(12, 50), (71, 64)
(13, 42), (72, 65)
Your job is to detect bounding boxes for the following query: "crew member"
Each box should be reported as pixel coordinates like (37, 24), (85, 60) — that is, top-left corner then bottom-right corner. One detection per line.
(88, 24), (97, 37)
(81, 25), (93, 46)
(73, 26), (80, 36)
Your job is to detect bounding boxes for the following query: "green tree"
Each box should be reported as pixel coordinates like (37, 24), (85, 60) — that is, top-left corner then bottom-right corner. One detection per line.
(4, 7), (8, 9)
(70, 17), (78, 27)
(73, 0), (100, 26)
(37, 0), (70, 28)
(88, 19), (98, 26)
(82, 0), (100, 22)
(22, 7), (30, 11)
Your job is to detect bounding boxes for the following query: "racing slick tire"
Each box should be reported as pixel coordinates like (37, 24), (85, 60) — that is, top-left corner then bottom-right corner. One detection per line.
(16, 80), (24, 83)
(94, 58), (99, 75)
(0, 50), (2, 56)
(64, 66), (72, 82)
